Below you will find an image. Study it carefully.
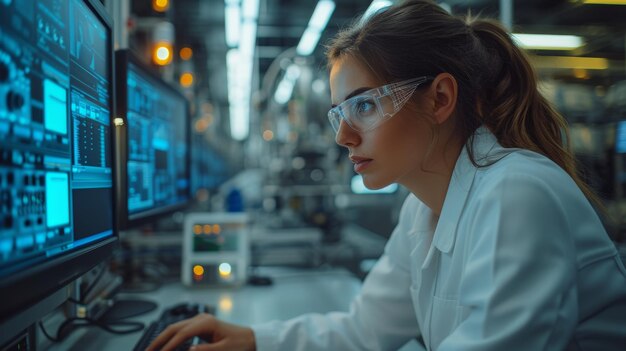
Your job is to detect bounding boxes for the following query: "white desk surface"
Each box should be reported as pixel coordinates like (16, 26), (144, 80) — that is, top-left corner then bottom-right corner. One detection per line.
(42, 267), (424, 351)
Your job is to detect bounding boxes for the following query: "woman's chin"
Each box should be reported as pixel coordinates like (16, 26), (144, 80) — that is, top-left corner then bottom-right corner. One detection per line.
(362, 176), (392, 190)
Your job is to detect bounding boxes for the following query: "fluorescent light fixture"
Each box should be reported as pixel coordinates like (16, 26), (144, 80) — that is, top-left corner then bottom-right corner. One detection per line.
(227, 49), (251, 140)
(529, 55), (609, 70)
(512, 33), (584, 50)
(362, 0), (392, 22)
(296, 0), (335, 56)
(580, 0), (626, 4)
(225, 2), (240, 47)
(225, 0), (259, 140)
(274, 80), (295, 104)
(308, 0), (336, 29)
(230, 103), (250, 141)
(438, 2), (452, 13)
(297, 28), (322, 56)
(274, 64), (301, 104)
(239, 20), (257, 58)
(242, 0), (260, 19)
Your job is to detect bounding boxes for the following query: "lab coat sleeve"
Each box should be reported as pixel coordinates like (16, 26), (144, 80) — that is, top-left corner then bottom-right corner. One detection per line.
(252, 195), (422, 351)
(438, 172), (579, 350)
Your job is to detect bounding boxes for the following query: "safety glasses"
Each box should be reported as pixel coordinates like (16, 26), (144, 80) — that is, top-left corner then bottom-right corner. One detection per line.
(328, 76), (433, 134)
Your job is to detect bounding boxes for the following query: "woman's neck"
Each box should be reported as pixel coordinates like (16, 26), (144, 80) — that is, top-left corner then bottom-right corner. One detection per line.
(401, 137), (463, 216)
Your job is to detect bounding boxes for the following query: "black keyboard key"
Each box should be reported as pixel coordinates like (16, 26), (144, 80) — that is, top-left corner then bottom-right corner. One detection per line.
(132, 303), (215, 351)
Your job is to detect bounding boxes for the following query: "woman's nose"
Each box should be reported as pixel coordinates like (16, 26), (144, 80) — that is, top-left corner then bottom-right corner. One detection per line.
(335, 119), (360, 148)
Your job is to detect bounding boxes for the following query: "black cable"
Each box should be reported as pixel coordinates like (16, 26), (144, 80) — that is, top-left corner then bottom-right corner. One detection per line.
(80, 263), (107, 302)
(38, 317), (145, 343)
(66, 297), (83, 305)
(39, 321), (61, 342)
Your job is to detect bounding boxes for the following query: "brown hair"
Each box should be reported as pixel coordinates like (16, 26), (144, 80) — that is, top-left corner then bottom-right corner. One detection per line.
(326, 0), (604, 211)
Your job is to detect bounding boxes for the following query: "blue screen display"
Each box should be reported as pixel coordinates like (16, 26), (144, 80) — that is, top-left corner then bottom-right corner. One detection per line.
(126, 62), (189, 218)
(0, 0), (113, 274)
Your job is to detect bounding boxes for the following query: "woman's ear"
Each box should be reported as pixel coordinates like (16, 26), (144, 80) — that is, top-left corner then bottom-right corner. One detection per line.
(429, 73), (458, 125)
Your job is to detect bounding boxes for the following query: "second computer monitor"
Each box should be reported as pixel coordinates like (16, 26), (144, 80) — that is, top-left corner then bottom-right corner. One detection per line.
(115, 50), (190, 229)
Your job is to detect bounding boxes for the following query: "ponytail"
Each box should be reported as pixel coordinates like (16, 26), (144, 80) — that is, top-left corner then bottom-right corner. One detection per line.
(468, 19), (605, 212)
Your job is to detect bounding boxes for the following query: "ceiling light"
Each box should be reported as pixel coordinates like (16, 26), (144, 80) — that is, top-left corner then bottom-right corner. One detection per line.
(529, 55), (609, 70)
(512, 33), (584, 50)
(579, 0), (626, 5)
(296, 0), (335, 56)
(274, 64), (301, 104)
(308, 0), (336, 30)
(227, 49), (251, 140)
(296, 29), (322, 56)
(242, 0), (260, 19)
(225, 2), (241, 47)
(362, 0), (393, 22)
(225, 0), (259, 140)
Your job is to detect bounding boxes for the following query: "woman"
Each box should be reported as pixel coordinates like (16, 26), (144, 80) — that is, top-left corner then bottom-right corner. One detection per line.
(147, 0), (626, 350)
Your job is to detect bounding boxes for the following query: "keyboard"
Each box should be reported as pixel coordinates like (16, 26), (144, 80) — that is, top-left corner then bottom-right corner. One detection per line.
(133, 302), (216, 351)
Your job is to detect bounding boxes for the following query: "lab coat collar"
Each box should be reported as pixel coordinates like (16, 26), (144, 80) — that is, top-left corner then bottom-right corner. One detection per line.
(430, 126), (500, 255)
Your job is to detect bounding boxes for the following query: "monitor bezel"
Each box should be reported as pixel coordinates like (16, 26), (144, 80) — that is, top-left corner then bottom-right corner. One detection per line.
(0, 0), (118, 341)
(114, 49), (192, 230)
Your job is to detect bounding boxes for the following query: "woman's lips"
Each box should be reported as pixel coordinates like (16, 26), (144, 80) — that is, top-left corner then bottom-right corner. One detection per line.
(351, 157), (373, 173)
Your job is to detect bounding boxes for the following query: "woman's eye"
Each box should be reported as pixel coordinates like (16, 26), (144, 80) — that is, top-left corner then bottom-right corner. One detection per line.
(355, 99), (376, 117)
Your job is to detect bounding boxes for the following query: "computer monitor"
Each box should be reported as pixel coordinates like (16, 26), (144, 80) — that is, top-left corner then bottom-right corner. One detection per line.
(115, 50), (191, 229)
(191, 133), (229, 197)
(0, 0), (117, 346)
(615, 121), (626, 154)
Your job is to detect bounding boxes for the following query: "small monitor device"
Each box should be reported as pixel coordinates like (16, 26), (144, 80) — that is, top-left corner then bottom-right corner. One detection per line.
(115, 50), (191, 229)
(0, 0), (117, 347)
(182, 213), (249, 287)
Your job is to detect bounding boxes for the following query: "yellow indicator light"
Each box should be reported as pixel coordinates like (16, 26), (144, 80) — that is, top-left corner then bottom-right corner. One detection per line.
(180, 72), (194, 87)
(194, 118), (210, 133)
(262, 130), (274, 141)
(218, 263), (232, 277)
(180, 47), (193, 60)
(193, 225), (202, 235)
(193, 265), (204, 276)
(153, 42), (172, 66)
(203, 224), (212, 234)
(153, 0), (169, 12)
(212, 224), (221, 234)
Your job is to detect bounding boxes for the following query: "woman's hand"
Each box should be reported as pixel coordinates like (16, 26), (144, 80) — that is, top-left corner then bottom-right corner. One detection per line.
(145, 313), (256, 351)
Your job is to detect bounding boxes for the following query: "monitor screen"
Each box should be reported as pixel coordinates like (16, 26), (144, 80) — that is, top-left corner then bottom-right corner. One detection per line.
(616, 121), (626, 154)
(191, 133), (229, 196)
(0, 0), (116, 342)
(115, 50), (190, 228)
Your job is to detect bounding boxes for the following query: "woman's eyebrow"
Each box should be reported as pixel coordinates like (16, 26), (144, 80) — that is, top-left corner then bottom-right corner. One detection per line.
(331, 87), (372, 108)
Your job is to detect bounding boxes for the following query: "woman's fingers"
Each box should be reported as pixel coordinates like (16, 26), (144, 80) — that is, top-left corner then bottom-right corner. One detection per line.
(145, 314), (216, 351)
(145, 319), (188, 351)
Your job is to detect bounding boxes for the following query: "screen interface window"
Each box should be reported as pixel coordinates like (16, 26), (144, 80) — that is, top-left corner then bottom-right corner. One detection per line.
(126, 63), (188, 218)
(0, 0), (113, 274)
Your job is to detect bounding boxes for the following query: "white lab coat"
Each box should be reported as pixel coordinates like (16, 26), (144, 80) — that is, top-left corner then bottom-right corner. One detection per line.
(252, 126), (626, 350)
